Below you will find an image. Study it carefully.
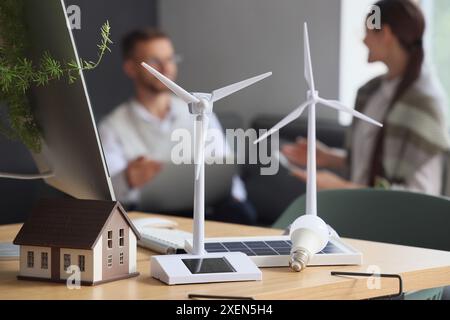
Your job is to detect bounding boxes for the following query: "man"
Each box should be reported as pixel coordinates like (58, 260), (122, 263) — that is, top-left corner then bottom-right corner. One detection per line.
(99, 29), (256, 224)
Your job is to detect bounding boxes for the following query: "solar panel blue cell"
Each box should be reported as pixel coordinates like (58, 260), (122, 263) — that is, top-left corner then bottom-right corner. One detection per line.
(251, 248), (279, 256)
(228, 248), (247, 252)
(274, 248), (291, 255)
(223, 242), (247, 249)
(265, 241), (291, 248)
(205, 243), (226, 250)
(245, 242), (270, 249)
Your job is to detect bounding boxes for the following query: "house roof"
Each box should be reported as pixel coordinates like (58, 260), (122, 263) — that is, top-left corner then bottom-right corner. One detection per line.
(14, 198), (141, 249)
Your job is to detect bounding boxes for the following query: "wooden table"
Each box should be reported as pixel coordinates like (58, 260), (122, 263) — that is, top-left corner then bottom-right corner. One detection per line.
(1, 212), (450, 300)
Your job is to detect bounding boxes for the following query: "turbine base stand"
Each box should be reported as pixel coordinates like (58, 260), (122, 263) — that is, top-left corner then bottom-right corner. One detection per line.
(151, 252), (262, 285)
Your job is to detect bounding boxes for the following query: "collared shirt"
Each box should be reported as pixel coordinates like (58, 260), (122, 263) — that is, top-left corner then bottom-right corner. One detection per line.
(99, 96), (247, 204)
(351, 76), (443, 195)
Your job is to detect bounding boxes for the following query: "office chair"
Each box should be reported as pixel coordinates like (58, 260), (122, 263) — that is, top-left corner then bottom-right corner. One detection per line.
(273, 189), (450, 300)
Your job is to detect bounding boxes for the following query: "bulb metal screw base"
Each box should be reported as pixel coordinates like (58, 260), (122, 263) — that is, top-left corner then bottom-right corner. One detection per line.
(289, 249), (311, 272)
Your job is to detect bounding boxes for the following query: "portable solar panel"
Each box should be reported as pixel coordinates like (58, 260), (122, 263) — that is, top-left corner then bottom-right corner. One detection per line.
(186, 235), (362, 267)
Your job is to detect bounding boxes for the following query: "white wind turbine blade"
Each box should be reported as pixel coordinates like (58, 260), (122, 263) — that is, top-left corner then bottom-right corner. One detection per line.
(141, 62), (200, 104)
(195, 114), (210, 180)
(212, 72), (272, 103)
(304, 22), (316, 92)
(254, 99), (312, 145)
(318, 98), (383, 127)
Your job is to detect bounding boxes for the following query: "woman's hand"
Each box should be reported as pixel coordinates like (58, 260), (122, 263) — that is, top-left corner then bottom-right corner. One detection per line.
(281, 137), (346, 169)
(291, 168), (362, 191)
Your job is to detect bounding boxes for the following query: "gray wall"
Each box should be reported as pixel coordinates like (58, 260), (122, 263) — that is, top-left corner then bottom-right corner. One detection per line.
(159, 0), (342, 127)
(70, 0), (159, 121)
(0, 0), (158, 224)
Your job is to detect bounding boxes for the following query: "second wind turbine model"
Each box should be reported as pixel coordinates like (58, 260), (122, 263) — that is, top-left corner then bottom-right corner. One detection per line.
(255, 23), (383, 272)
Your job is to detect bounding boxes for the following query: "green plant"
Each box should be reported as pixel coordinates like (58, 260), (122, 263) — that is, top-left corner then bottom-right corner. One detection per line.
(0, 0), (113, 152)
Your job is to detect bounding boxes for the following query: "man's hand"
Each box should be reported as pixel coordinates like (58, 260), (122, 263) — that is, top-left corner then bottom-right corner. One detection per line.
(291, 168), (361, 191)
(126, 156), (163, 189)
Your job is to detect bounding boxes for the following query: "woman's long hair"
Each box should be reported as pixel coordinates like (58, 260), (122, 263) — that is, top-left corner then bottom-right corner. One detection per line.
(374, 0), (426, 106)
(369, 0), (426, 185)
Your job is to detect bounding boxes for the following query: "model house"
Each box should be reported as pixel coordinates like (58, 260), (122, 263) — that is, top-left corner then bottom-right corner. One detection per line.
(13, 199), (141, 285)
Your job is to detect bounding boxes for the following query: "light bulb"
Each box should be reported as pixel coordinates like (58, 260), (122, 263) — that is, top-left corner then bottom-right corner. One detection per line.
(289, 215), (330, 272)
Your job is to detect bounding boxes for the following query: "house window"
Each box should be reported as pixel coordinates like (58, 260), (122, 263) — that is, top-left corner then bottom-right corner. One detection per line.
(27, 251), (34, 268)
(119, 252), (124, 265)
(64, 254), (71, 271)
(119, 228), (125, 247)
(107, 255), (113, 268)
(78, 255), (85, 272)
(41, 252), (48, 269)
(107, 230), (113, 249)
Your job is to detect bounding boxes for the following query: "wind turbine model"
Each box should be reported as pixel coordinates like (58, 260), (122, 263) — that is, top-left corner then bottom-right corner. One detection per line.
(142, 62), (271, 285)
(255, 23), (383, 272)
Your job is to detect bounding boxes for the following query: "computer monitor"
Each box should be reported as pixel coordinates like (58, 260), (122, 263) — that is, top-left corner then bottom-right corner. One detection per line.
(25, 0), (115, 201)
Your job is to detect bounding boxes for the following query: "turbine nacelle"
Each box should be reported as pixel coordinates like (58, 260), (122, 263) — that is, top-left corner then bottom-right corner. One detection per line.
(189, 93), (214, 115)
(307, 90), (320, 102)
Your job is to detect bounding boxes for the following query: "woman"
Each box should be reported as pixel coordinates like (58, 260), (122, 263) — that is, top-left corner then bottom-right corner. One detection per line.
(283, 0), (450, 195)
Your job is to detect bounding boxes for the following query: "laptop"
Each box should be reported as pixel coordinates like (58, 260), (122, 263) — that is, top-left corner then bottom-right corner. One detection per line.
(138, 161), (237, 212)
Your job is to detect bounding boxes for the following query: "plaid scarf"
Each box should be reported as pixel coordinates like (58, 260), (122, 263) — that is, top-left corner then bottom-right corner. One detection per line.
(347, 72), (450, 188)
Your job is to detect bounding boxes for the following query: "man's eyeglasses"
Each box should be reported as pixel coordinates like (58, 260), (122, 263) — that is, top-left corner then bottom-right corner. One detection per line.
(145, 54), (183, 69)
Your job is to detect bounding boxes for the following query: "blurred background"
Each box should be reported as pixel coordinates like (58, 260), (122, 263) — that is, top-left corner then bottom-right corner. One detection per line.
(1, 0), (449, 225)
